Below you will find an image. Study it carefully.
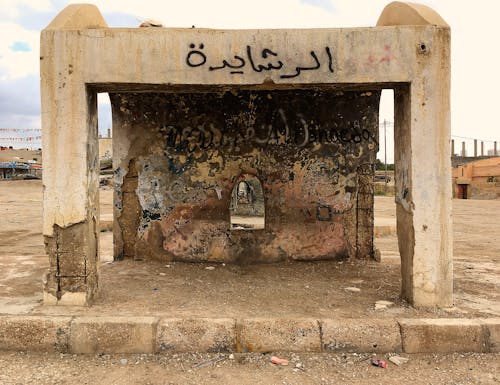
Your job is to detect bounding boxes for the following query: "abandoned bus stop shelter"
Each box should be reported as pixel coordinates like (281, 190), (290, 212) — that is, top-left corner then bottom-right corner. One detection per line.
(41, 2), (452, 308)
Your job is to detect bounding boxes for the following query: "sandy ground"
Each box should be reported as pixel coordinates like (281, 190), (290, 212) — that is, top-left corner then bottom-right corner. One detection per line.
(1, 179), (499, 384)
(0, 180), (499, 318)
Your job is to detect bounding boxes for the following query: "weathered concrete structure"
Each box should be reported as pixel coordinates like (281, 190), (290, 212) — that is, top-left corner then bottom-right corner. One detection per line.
(41, 2), (452, 307)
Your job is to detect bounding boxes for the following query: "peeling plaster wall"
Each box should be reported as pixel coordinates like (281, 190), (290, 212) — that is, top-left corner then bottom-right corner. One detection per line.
(112, 89), (380, 263)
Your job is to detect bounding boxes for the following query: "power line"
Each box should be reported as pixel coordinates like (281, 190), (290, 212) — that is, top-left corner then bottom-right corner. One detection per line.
(451, 134), (498, 143)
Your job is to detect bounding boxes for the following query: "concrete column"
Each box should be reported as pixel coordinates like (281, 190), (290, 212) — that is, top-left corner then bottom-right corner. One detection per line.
(107, 128), (111, 138)
(451, 139), (454, 156)
(41, 5), (107, 306)
(495, 141), (498, 156)
(474, 139), (477, 158)
(481, 141), (484, 156)
(461, 142), (466, 157)
(393, 26), (452, 307)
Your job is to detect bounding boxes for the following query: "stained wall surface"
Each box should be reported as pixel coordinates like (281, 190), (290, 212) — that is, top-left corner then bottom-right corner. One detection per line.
(112, 90), (380, 262)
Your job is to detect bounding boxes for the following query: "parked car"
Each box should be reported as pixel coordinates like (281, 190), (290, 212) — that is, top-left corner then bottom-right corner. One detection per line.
(374, 174), (391, 182)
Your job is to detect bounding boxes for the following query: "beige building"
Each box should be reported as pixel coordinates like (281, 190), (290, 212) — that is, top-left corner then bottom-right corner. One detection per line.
(453, 157), (500, 199)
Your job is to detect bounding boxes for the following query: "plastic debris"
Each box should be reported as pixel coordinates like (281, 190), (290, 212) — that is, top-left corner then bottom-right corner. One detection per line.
(205, 266), (215, 270)
(371, 359), (388, 368)
(214, 185), (222, 200)
(192, 356), (226, 369)
(271, 356), (289, 366)
(344, 287), (361, 293)
(389, 356), (409, 366)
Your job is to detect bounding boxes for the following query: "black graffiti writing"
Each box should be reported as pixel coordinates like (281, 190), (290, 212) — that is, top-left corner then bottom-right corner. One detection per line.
(280, 50), (320, 79)
(209, 55), (246, 72)
(325, 46), (334, 73)
(186, 43), (206, 67)
(186, 44), (334, 77)
(160, 111), (377, 153)
(246, 46), (284, 73)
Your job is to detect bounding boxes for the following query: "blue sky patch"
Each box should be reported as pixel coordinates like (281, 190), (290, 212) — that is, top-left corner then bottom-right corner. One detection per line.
(10, 42), (31, 52)
(300, 0), (336, 13)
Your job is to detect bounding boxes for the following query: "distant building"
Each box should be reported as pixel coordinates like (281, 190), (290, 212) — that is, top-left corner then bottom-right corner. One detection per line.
(452, 157), (500, 199)
(0, 148), (43, 179)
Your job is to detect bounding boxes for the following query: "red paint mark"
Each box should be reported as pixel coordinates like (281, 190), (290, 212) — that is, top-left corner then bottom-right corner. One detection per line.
(379, 45), (395, 63)
(365, 45), (396, 66)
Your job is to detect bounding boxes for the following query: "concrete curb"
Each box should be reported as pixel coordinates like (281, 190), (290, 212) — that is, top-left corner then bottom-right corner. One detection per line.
(0, 316), (499, 354)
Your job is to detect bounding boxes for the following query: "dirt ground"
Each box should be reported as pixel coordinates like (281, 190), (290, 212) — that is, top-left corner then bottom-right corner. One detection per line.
(1, 180), (499, 384)
(0, 180), (498, 318)
(0, 351), (498, 385)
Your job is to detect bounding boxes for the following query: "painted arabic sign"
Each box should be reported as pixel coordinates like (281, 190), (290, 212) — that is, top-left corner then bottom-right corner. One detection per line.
(186, 43), (334, 78)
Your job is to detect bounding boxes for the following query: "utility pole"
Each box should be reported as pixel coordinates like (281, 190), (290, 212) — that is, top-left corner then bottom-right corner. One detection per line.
(384, 119), (388, 193)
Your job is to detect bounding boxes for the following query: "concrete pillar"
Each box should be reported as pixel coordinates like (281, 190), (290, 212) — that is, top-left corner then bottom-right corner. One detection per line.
(461, 142), (466, 157)
(495, 141), (498, 156)
(481, 141), (484, 156)
(41, 5), (107, 306)
(386, 7), (452, 306)
(107, 128), (111, 138)
(451, 139), (455, 156)
(474, 139), (477, 158)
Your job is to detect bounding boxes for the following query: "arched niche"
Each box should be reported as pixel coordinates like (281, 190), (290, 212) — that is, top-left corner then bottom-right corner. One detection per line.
(229, 174), (265, 230)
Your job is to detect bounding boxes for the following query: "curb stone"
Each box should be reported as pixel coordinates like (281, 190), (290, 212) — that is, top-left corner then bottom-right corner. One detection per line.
(320, 318), (402, 353)
(0, 315), (499, 354)
(236, 318), (321, 352)
(399, 318), (488, 353)
(69, 316), (158, 354)
(0, 315), (72, 352)
(157, 318), (236, 353)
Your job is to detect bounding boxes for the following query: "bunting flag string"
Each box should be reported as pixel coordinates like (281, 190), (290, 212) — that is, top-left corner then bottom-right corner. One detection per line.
(0, 136), (42, 141)
(0, 128), (41, 132)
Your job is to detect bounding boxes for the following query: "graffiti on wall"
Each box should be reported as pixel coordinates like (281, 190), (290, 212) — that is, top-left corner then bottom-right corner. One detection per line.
(161, 112), (377, 153)
(186, 44), (334, 78)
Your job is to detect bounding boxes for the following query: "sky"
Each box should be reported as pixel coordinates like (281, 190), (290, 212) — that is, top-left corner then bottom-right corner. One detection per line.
(0, 0), (499, 162)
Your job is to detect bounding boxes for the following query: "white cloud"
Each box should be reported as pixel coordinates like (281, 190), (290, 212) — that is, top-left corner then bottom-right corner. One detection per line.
(0, 0), (53, 18)
(0, 22), (40, 79)
(1, 0), (500, 153)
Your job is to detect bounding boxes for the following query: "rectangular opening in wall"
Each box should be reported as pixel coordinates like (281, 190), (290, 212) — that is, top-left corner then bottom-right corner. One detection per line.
(97, 92), (114, 262)
(373, 89), (396, 255)
(375, 89), (395, 197)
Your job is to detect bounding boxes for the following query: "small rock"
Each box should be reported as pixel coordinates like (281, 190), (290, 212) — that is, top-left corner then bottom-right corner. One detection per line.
(229, 353), (234, 360)
(345, 287), (361, 293)
(205, 266), (215, 270)
(374, 300), (394, 310)
(165, 264), (172, 268)
(120, 358), (127, 365)
(159, 272), (166, 276)
(389, 356), (409, 366)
